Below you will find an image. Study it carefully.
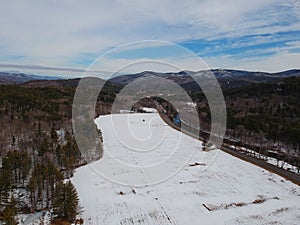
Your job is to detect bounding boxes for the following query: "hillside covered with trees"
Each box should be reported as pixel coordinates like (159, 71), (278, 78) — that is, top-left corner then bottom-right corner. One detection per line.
(0, 84), (105, 224)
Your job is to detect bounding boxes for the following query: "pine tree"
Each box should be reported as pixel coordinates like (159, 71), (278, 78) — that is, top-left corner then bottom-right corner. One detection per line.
(28, 175), (38, 211)
(53, 180), (79, 222)
(2, 197), (18, 225)
(28, 160), (63, 211)
(0, 168), (12, 203)
(19, 151), (31, 186)
(38, 138), (49, 157)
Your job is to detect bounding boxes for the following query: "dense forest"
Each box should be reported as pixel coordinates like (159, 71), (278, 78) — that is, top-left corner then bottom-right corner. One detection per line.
(225, 77), (300, 148)
(139, 76), (300, 160)
(0, 85), (105, 224)
(189, 76), (300, 158)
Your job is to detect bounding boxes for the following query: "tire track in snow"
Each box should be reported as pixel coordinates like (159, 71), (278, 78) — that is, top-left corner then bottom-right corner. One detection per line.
(125, 141), (180, 225)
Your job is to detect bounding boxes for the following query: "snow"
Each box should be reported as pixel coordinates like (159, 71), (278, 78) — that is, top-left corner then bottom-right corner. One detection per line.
(140, 107), (157, 113)
(267, 157), (298, 172)
(72, 113), (300, 225)
(186, 102), (196, 107)
(242, 148), (299, 174)
(18, 210), (51, 225)
(120, 110), (135, 114)
(56, 128), (66, 145)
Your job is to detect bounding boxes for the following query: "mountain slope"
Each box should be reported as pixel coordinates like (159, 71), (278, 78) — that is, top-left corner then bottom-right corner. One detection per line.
(109, 69), (300, 90)
(0, 72), (59, 85)
(2, 69), (300, 88)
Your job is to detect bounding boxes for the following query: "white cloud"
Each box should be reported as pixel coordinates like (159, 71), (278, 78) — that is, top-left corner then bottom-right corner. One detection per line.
(205, 51), (300, 72)
(0, 0), (299, 73)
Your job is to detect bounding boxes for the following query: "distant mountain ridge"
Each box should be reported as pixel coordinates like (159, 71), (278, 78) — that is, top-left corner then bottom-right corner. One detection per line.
(109, 69), (300, 89)
(0, 72), (59, 85)
(1, 69), (300, 90)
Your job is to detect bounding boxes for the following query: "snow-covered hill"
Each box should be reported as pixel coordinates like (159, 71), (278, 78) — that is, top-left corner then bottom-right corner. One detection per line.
(71, 113), (300, 225)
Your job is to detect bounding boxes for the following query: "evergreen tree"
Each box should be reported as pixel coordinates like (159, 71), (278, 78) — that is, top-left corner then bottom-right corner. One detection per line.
(27, 175), (38, 211)
(19, 151), (31, 186)
(2, 197), (18, 225)
(2, 150), (31, 186)
(53, 180), (79, 222)
(28, 160), (63, 211)
(0, 168), (12, 203)
(38, 138), (49, 157)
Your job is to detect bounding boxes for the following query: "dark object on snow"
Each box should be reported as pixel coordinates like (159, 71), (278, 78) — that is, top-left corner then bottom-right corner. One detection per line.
(189, 162), (206, 167)
(202, 203), (211, 211)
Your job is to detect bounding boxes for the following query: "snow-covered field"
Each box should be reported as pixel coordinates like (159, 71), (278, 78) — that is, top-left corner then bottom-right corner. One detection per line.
(72, 113), (300, 225)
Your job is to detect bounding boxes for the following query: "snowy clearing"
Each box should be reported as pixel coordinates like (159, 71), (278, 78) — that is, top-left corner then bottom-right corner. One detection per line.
(72, 113), (300, 225)
(18, 210), (51, 225)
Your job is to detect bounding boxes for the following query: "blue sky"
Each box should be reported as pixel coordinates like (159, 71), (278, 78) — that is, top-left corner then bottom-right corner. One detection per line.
(0, 0), (299, 77)
(181, 31), (300, 58)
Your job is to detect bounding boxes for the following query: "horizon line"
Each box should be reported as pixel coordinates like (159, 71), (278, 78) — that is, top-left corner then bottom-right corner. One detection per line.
(0, 63), (300, 78)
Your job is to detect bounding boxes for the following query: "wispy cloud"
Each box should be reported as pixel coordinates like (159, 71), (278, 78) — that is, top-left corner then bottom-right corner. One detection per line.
(0, 63), (110, 78)
(0, 0), (299, 74)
